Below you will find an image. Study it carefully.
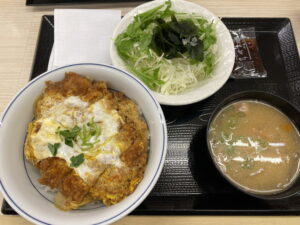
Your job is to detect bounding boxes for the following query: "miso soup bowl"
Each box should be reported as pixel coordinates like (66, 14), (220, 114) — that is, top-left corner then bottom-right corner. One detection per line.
(207, 91), (300, 200)
(0, 63), (167, 225)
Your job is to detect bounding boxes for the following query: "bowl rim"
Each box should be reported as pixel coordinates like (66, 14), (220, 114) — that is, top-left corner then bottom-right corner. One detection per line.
(110, 0), (235, 106)
(206, 90), (300, 200)
(0, 63), (168, 225)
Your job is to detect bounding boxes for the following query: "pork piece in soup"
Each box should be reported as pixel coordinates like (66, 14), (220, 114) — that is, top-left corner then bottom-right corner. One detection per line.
(208, 100), (300, 195)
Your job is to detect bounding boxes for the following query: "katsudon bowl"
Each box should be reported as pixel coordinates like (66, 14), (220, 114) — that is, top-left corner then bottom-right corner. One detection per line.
(0, 63), (167, 225)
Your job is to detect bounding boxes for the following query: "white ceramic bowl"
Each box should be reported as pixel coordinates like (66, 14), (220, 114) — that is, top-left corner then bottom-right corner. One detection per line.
(0, 63), (167, 225)
(110, 0), (235, 106)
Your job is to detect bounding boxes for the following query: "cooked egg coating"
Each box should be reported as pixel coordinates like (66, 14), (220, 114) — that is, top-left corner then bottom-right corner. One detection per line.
(30, 96), (124, 182)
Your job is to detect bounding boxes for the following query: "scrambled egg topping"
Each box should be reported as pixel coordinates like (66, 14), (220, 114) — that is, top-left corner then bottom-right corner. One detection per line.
(31, 96), (124, 181)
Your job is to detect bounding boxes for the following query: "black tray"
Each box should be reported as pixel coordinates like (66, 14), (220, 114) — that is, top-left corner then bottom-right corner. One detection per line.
(2, 16), (300, 216)
(26, 0), (149, 6)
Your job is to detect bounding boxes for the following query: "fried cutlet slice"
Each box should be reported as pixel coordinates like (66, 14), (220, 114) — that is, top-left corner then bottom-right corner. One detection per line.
(110, 92), (149, 147)
(88, 92), (149, 206)
(34, 72), (109, 119)
(90, 167), (139, 205)
(37, 157), (93, 210)
(58, 170), (90, 203)
(120, 140), (148, 168)
(55, 170), (93, 210)
(89, 146), (147, 205)
(96, 138), (148, 205)
(37, 157), (72, 189)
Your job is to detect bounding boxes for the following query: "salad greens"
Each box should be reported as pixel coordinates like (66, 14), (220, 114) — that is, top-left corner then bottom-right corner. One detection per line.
(115, 0), (217, 95)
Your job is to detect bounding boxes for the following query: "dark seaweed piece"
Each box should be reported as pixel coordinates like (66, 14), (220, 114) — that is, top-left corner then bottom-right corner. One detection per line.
(187, 36), (204, 62)
(150, 16), (204, 62)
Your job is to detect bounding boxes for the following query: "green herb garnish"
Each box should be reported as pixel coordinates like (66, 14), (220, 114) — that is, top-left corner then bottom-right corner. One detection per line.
(225, 145), (235, 156)
(70, 153), (85, 168)
(57, 121), (101, 150)
(257, 138), (268, 151)
(241, 157), (254, 169)
(221, 131), (232, 142)
(236, 111), (246, 118)
(227, 116), (237, 129)
(59, 125), (81, 138)
(48, 143), (60, 156)
(58, 125), (81, 147)
(65, 138), (74, 147)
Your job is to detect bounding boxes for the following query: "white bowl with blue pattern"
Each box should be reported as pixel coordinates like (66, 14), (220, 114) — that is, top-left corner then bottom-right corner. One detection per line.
(0, 63), (167, 225)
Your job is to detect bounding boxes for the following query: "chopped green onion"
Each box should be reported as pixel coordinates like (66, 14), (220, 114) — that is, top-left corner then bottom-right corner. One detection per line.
(241, 157), (254, 169)
(57, 121), (101, 150)
(225, 145), (235, 156)
(236, 111), (246, 118)
(228, 116), (237, 129)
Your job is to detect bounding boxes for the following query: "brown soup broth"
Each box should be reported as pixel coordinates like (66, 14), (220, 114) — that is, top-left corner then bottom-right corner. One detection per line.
(208, 100), (300, 194)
